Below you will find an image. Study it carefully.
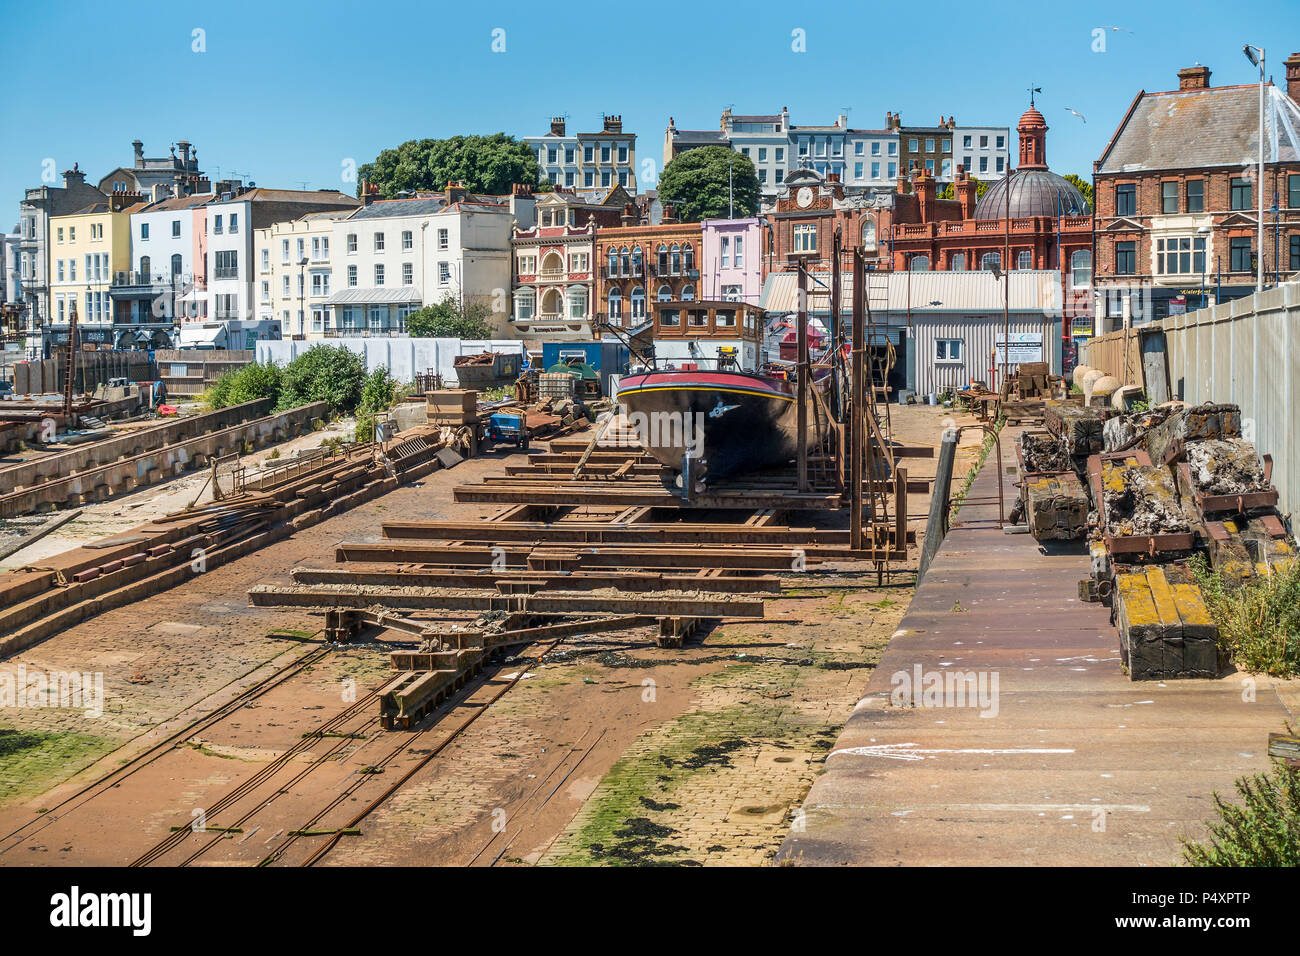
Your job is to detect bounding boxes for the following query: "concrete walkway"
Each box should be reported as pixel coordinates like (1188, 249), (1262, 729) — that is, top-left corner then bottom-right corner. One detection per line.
(779, 456), (1299, 866)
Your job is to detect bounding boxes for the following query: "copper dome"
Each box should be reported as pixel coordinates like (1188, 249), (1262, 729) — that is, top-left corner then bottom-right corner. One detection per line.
(974, 169), (1090, 220)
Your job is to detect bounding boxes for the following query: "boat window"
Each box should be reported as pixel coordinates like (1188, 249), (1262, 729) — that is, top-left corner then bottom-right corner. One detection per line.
(716, 310), (736, 327)
(660, 309), (680, 327)
(688, 310), (709, 327)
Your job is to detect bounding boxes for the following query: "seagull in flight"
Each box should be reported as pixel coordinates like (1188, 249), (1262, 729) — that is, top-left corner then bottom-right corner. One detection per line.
(1063, 107), (1087, 123)
(1101, 25), (1133, 33)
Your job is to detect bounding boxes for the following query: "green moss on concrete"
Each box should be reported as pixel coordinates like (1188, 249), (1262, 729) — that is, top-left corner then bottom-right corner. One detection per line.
(0, 726), (123, 807)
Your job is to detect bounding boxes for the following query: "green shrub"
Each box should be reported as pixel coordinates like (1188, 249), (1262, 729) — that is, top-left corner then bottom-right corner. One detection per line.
(276, 345), (366, 414)
(206, 361), (282, 410)
(1182, 753), (1300, 866)
(1190, 555), (1300, 677)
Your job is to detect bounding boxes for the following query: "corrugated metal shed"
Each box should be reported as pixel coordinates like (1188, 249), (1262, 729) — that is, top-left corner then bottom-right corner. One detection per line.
(759, 269), (1062, 314)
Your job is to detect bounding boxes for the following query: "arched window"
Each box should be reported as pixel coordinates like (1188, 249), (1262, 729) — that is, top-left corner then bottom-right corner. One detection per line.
(657, 244), (669, 275)
(607, 247), (618, 276)
(608, 287), (622, 322)
(656, 283), (672, 302)
(170, 253), (183, 277)
(681, 284), (696, 302)
(139, 255), (151, 280)
(909, 255), (930, 272)
(683, 243), (694, 272)
(620, 246), (630, 275)
(861, 220), (876, 250)
(670, 244), (681, 275)
(1071, 249), (1092, 288)
(541, 288), (563, 317)
(631, 286), (646, 319)
(631, 246), (643, 276)
(1016, 249), (1033, 270)
(981, 252), (1001, 272)
(950, 253), (966, 271)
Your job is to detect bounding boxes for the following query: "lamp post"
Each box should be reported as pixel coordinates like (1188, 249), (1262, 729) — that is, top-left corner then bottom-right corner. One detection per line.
(1197, 225), (1211, 308)
(1243, 43), (1265, 292)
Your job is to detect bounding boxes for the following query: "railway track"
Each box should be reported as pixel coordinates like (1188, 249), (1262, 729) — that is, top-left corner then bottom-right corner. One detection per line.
(0, 636), (329, 857)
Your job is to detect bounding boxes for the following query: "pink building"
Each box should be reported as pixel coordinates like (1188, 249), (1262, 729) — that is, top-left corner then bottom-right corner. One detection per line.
(700, 218), (764, 305)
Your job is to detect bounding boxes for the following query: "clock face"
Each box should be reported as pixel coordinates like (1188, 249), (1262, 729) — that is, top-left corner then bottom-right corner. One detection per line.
(796, 186), (813, 208)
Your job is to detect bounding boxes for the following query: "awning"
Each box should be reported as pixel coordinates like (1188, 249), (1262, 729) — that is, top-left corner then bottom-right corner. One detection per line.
(325, 287), (423, 306)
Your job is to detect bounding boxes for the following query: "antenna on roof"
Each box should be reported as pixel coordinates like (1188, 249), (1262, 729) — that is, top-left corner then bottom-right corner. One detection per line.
(297, 181), (310, 191)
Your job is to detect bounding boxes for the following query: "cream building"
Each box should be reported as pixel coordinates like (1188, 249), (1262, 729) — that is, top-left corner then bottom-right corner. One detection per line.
(255, 211), (353, 338)
(47, 196), (145, 347)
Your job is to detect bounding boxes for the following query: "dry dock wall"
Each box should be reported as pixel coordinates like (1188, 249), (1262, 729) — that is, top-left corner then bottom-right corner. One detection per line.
(0, 399), (275, 492)
(1082, 282), (1300, 522)
(0, 401), (328, 516)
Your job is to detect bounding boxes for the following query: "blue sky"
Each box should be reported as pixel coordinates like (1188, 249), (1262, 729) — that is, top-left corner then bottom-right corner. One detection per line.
(3, 0), (1300, 218)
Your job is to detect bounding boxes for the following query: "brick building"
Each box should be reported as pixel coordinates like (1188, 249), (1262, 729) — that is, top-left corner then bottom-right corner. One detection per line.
(511, 186), (629, 341)
(886, 106), (1093, 333)
(765, 166), (892, 274)
(1093, 55), (1300, 327)
(896, 114), (957, 183)
(594, 215), (703, 329)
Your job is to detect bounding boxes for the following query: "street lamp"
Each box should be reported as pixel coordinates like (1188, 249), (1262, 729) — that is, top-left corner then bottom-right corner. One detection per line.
(1197, 225), (1211, 308)
(1243, 43), (1265, 292)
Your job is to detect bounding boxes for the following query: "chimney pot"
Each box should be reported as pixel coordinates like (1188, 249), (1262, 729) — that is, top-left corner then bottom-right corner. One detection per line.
(1285, 52), (1300, 103)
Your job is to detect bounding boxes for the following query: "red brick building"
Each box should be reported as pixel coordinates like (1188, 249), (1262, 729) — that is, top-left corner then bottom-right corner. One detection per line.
(594, 215), (703, 329)
(1093, 55), (1300, 327)
(885, 106), (1093, 332)
(765, 166), (891, 273)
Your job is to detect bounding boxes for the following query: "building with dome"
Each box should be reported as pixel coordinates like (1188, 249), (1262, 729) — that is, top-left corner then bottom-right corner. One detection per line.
(883, 103), (1095, 340)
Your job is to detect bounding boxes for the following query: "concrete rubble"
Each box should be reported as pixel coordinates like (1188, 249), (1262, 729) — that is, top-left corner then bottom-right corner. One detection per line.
(1185, 438), (1266, 496)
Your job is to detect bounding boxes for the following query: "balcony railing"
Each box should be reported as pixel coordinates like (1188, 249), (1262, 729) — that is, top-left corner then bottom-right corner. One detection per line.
(112, 271), (191, 288)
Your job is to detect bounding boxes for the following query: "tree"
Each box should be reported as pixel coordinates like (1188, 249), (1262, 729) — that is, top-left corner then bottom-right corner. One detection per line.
(657, 146), (760, 222)
(357, 134), (543, 199)
(405, 295), (494, 339)
(937, 178), (992, 201)
(276, 344), (367, 414)
(1063, 174), (1094, 210)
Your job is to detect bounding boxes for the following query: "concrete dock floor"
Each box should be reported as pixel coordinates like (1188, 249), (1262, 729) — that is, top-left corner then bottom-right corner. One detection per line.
(779, 454), (1299, 866)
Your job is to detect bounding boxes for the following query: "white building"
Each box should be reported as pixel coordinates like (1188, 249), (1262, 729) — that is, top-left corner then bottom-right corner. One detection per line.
(524, 116), (638, 199)
(954, 126), (1011, 181)
(325, 185), (536, 339)
(844, 130), (901, 191)
(202, 186), (358, 340)
(118, 193), (213, 346)
(255, 211), (353, 338)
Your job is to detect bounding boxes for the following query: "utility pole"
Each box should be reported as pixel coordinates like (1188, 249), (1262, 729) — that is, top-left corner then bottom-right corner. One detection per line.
(728, 161), (734, 219)
(1244, 44), (1266, 292)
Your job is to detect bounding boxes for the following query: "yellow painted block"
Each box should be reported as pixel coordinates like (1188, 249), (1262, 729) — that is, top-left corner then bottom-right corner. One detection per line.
(1143, 566), (1179, 626)
(1171, 583), (1214, 629)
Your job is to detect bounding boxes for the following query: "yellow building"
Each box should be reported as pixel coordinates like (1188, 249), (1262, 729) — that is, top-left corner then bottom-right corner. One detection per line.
(47, 196), (144, 346)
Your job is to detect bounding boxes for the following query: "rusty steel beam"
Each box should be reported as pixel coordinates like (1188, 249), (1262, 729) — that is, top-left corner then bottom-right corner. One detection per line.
(291, 566), (781, 593)
(450, 484), (844, 509)
(334, 542), (827, 570)
(248, 584), (765, 618)
(380, 520), (856, 545)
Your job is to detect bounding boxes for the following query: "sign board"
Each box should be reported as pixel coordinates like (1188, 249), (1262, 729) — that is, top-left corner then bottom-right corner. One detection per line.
(1169, 296), (1187, 315)
(994, 332), (1043, 367)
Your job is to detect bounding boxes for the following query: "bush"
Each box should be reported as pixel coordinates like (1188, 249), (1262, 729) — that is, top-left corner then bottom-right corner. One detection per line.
(406, 296), (493, 339)
(276, 345), (366, 414)
(1182, 753), (1300, 866)
(355, 366), (405, 443)
(206, 362), (282, 410)
(1190, 556), (1300, 677)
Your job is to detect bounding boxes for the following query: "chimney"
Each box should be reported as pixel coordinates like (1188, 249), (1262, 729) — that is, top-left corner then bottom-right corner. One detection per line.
(550, 116), (565, 136)
(954, 166), (977, 220)
(914, 164), (936, 224)
(1178, 64), (1211, 91)
(621, 202), (637, 226)
(151, 183), (166, 202)
(177, 140), (192, 167)
(603, 114), (622, 133)
(661, 203), (678, 224)
(361, 178), (374, 205)
(837, 113), (848, 129)
(511, 183), (534, 197)
(779, 106), (789, 132)
(62, 163), (86, 188)
(132, 139), (144, 165)
(445, 181), (469, 204)
(721, 107), (732, 133)
(1286, 53), (1300, 103)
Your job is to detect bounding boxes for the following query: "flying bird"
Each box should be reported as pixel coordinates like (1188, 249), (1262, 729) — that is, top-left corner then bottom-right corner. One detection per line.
(1064, 107), (1087, 123)
(1101, 25), (1133, 33)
